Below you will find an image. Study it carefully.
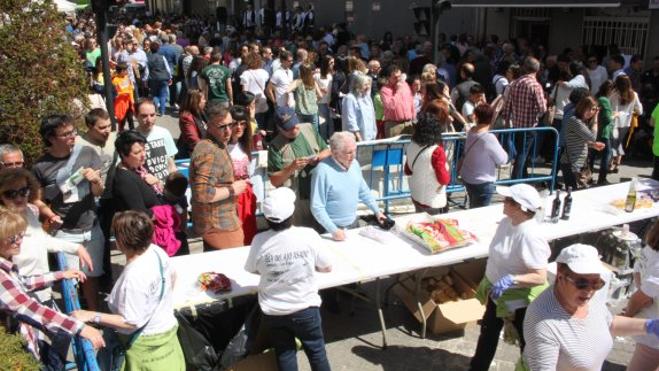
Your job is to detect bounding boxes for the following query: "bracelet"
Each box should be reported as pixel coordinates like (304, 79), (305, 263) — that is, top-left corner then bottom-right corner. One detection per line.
(227, 185), (235, 198)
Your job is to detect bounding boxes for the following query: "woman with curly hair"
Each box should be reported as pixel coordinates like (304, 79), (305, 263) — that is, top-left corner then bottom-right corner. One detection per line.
(404, 113), (451, 214)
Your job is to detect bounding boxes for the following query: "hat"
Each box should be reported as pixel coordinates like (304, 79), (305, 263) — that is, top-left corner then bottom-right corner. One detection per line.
(274, 107), (299, 131)
(263, 187), (296, 222)
(556, 244), (606, 276)
(496, 184), (542, 212)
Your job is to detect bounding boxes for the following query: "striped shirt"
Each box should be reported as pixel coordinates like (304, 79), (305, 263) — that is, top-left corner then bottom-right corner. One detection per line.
(560, 116), (596, 172)
(523, 287), (613, 371)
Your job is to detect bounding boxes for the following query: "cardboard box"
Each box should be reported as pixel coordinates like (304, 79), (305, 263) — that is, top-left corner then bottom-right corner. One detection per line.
(394, 259), (486, 335)
(226, 351), (278, 371)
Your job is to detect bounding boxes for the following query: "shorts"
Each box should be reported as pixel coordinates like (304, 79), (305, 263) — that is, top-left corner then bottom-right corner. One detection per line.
(55, 224), (105, 277)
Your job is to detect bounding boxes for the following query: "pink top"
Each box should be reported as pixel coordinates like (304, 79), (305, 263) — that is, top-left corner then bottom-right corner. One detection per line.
(228, 143), (250, 180)
(380, 82), (416, 122)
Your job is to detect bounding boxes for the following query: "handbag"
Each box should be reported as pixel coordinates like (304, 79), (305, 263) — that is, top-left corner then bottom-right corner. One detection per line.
(97, 250), (165, 371)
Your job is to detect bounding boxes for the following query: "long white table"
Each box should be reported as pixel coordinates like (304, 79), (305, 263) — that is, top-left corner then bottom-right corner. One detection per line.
(172, 179), (659, 310)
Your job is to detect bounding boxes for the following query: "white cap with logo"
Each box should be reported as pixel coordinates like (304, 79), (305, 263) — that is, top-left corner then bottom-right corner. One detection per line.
(496, 184), (542, 212)
(555, 244), (606, 276)
(262, 187), (296, 222)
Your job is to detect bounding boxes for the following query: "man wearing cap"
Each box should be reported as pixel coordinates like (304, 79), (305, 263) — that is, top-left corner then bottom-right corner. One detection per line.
(470, 184), (550, 371)
(524, 244), (659, 370)
(245, 187), (332, 371)
(310, 132), (385, 241)
(268, 107), (330, 226)
(191, 105), (248, 250)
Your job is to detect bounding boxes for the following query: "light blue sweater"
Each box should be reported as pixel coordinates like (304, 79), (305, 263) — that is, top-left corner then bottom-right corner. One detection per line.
(310, 157), (379, 233)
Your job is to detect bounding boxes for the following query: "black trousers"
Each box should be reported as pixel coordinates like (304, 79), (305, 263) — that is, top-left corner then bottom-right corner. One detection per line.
(469, 298), (527, 371)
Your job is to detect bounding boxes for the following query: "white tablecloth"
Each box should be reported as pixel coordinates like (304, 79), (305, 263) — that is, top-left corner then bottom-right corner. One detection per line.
(172, 179), (659, 309)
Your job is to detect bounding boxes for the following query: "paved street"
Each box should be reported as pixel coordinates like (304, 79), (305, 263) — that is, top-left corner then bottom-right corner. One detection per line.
(119, 112), (650, 370)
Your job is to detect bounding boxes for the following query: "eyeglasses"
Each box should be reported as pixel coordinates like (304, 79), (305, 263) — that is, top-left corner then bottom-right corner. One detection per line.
(215, 122), (235, 131)
(0, 161), (24, 168)
(56, 129), (78, 138)
(2, 186), (30, 200)
(6, 233), (25, 245)
(564, 274), (605, 291)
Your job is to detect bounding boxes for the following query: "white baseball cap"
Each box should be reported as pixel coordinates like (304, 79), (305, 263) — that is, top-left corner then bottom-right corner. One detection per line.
(496, 184), (542, 212)
(263, 187), (296, 222)
(555, 244), (606, 276)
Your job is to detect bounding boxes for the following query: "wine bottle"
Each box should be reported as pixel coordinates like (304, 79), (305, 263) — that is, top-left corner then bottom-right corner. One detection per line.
(550, 189), (561, 223)
(561, 187), (572, 220)
(624, 178), (637, 213)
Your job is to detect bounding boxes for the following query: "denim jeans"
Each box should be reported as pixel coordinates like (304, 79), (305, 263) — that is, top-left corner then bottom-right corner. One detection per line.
(149, 79), (169, 115)
(298, 113), (320, 135)
(317, 104), (333, 141)
(512, 131), (537, 179)
(560, 162), (578, 190)
(464, 182), (495, 209)
(263, 307), (330, 371)
(55, 224), (105, 277)
(588, 137), (612, 183)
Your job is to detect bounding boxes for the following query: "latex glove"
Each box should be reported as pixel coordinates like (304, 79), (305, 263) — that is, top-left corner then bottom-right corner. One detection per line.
(646, 319), (659, 338)
(491, 274), (515, 300)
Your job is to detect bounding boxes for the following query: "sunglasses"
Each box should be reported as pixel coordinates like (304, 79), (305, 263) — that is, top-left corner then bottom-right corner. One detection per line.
(565, 274), (605, 291)
(6, 233), (25, 245)
(2, 186), (30, 200)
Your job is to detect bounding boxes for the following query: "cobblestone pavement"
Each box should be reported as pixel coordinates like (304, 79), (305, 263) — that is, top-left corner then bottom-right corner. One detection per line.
(124, 113), (649, 370)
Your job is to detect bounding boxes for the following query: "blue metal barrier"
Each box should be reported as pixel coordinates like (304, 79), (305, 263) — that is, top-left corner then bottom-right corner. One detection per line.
(356, 126), (560, 211)
(56, 252), (100, 371)
(174, 127), (559, 215)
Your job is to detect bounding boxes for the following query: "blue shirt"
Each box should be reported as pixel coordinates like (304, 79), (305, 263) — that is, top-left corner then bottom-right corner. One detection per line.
(310, 157), (379, 234)
(158, 44), (181, 72)
(341, 93), (377, 141)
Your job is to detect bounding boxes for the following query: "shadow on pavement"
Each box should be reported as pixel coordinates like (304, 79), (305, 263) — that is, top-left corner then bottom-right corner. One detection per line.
(352, 344), (472, 371)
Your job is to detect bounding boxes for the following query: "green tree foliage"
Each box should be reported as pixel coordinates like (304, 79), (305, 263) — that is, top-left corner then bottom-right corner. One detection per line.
(0, 326), (40, 370)
(0, 0), (89, 165)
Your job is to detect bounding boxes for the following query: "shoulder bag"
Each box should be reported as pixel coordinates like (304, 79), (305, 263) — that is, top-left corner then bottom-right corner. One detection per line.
(97, 249), (166, 371)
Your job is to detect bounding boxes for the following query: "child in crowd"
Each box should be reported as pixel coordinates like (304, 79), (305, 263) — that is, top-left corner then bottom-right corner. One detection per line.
(162, 172), (189, 256)
(111, 62), (135, 131)
(462, 84), (486, 128)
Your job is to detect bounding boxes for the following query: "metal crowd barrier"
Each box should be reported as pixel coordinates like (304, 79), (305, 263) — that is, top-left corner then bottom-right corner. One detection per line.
(174, 127), (559, 215)
(355, 126), (560, 212)
(56, 252), (100, 371)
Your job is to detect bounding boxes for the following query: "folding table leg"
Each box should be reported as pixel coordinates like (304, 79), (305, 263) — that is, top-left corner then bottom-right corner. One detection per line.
(375, 278), (388, 349)
(414, 269), (428, 339)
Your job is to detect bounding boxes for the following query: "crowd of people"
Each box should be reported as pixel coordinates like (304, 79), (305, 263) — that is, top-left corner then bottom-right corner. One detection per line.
(1, 7), (659, 370)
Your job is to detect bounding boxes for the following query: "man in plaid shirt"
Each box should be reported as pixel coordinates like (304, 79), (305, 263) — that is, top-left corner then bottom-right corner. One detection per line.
(190, 104), (249, 250)
(501, 57), (547, 179)
(0, 209), (104, 365)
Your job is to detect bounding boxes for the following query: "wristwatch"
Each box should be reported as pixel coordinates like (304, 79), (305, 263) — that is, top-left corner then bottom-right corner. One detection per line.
(93, 313), (101, 325)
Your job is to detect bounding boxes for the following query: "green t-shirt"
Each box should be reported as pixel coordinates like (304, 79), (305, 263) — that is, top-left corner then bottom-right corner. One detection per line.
(294, 83), (318, 116)
(86, 48), (101, 67)
(200, 64), (231, 103)
(268, 126), (328, 199)
(597, 96), (614, 139)
(652, 103), (659, 157)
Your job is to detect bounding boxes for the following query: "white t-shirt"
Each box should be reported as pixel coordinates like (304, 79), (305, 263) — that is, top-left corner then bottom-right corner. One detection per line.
(485, 217), (550, 284)
(462, 101), (476, 122)
(524, 288), (613, 371)
(240, 68), (270, 113)
(143, 125), (178, 183)
(108, 245), (178, 335)
(587, 65), (608, 95)
(270, 68), (295, 108)
(314, 73), (332, 104)
(244, 226), (332, 316)
(633, 245), (659, 348)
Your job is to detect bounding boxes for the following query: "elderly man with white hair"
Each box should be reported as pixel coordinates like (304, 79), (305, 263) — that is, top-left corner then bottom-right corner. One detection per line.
(310, 132), (385, 241)
(341, 71), (377, 142)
